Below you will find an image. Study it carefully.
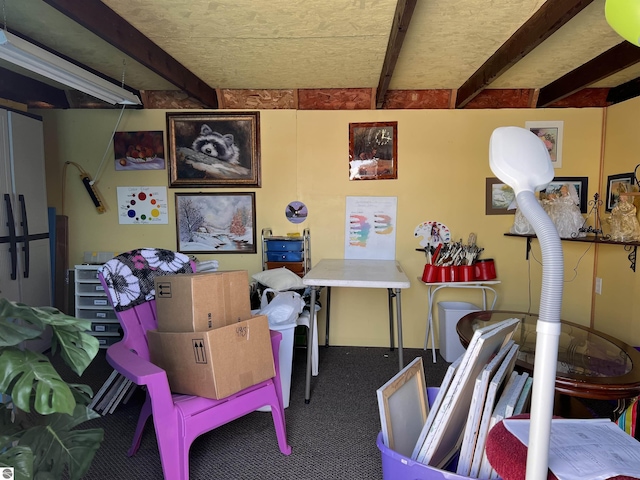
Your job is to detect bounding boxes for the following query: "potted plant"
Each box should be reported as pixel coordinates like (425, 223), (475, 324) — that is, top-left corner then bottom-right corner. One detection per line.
(0, 298), (104, 480)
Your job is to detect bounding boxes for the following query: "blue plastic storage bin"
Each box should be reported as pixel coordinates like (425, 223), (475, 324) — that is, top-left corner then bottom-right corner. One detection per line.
(265, 239), (304, 252)
(377, 387), (476, 480)
(266, 251), (304, 262)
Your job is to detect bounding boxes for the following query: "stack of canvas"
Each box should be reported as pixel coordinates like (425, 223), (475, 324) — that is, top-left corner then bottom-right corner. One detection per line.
(411, 318), (533, 477)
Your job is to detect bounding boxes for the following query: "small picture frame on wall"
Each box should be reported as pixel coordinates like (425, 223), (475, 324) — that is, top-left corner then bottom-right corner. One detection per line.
(348, 121), (398, 180)
(486, 177), (516, 215)
(175, 192), (256, 254)
(525, 120), (563, 168)
(605, 172), (635, 212)
(167, 112), (261, 188)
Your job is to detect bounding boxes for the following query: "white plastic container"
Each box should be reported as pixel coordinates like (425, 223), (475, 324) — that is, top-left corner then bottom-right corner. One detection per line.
(257, 320), (296, 411)
(437, 301), (480, 363)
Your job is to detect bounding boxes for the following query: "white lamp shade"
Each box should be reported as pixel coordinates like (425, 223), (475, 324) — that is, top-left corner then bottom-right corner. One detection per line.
(489, 126), (554, 194)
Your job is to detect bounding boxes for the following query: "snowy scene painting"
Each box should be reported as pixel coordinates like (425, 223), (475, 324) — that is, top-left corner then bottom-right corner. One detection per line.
(175, 192), (256, 253)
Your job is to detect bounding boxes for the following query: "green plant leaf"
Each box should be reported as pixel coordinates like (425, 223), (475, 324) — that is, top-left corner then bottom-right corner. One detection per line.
(0, 349), (75, 415)
(0, 298), (92, 330)
(0, 445), (33, 480)
(0, 320), (42, 347)
(19, 405), (104, 480)
(53, 328), (100, 377)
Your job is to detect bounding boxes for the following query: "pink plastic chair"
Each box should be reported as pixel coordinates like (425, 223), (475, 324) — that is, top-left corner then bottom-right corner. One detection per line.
(98, 248), (291, 480)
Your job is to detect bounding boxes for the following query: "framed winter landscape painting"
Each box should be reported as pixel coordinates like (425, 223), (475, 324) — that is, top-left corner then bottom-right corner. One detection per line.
(167, 111), (261, 188)
(175, 192), (256, 253)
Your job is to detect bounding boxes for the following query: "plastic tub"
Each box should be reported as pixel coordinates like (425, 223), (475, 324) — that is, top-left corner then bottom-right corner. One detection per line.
(377, 387), (474, 480)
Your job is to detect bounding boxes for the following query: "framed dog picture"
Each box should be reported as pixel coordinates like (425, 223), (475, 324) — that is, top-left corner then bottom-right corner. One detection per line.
(167, 112), (261, 187)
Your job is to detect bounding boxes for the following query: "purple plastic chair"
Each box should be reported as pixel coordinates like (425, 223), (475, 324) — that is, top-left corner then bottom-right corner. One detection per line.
(98, 248), (291, 480)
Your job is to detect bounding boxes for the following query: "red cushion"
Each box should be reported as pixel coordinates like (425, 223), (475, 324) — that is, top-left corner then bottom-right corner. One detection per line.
(486, 414), (638, 480)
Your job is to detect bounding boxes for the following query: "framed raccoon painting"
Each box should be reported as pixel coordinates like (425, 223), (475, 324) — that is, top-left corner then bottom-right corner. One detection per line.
(167, 112), (261, 187)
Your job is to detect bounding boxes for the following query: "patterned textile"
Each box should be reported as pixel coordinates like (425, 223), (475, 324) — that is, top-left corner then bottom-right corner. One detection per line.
(100, 248), (193, 311)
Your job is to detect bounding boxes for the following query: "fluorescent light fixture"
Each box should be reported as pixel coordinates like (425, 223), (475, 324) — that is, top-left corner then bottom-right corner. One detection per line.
(0, 29), (141, 106)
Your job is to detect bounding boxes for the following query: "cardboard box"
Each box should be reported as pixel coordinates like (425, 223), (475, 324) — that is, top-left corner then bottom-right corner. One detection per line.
(147, 314), (275, 399)
(154, 270), (251, 332)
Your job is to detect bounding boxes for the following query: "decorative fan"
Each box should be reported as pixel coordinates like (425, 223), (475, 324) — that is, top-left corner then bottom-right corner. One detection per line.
(414, 221), (450, 248)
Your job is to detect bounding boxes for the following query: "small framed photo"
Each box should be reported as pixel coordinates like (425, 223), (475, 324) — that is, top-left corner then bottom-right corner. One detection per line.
(349, 121), (398, 180)
(167, 112), (260, 188)
(114, 131), (165, 171)
(525, 120), (563, 168)
(486, 177), (515, 215)
(606, 173), (635, 212)
(542, 176), (589, 213)
(175, 192), (256, 254)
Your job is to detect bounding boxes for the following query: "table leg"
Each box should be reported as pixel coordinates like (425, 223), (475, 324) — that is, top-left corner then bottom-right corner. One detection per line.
(388, 288), (395, 351)
(305, 286), (318, 404)
(394, 288), (404, 370)
(325, 286), (331, 347)
(423, 285), (437, 363)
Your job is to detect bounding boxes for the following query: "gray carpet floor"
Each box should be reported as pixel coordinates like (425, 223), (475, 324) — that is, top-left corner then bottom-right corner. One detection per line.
(58, 345), (452, 479)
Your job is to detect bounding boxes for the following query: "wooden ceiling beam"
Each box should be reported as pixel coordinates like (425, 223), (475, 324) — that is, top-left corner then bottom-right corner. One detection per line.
(0, 66), (70, 108)
(607, 76), (640, 105)
(455, 0), (594, 109)
(376, 0), (418, 109)
(538, 42), (640, 107)
(42, 0), (218, 108)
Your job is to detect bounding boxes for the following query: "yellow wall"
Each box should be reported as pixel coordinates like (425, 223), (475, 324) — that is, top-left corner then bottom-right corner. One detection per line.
(38, 106), (607, 349)
(594, 97), (640, 345)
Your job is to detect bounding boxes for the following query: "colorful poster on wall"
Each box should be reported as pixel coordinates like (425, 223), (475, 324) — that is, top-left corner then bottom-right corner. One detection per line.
(117, 186), (168, 224)
(344, 196), (397, 260)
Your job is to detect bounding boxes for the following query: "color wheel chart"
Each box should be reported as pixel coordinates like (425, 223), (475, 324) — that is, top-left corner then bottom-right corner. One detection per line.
(117, 186), (168, 224)
(344, 196), (397, 260)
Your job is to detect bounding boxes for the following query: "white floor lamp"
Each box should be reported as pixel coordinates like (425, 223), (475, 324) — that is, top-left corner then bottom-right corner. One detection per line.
(489, 126), (563, 480)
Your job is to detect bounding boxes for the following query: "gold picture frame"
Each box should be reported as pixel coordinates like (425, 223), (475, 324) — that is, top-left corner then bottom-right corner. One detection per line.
(167, 112), (261, 188)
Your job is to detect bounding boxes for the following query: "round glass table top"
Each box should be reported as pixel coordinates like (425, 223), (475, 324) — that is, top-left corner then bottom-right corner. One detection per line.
(456, 310), (640, 400)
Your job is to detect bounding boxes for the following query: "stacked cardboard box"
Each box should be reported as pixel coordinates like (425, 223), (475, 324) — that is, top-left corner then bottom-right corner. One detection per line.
(148, 270), (275, 400)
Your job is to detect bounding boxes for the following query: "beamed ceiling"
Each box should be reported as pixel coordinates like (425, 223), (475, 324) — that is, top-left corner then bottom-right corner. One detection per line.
(2, 0), (640, 110)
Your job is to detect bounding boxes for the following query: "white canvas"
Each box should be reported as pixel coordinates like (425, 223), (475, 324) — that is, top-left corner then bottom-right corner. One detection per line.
(456, 339), (515, 476)
(411, 355), (462, 460)
(377, 357), (429, 458)
(416, 317), (520, 468)
(469, 342), (519, 478)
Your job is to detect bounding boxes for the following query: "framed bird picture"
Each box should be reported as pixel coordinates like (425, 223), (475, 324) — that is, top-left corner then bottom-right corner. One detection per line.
(285, 201), (308, 224)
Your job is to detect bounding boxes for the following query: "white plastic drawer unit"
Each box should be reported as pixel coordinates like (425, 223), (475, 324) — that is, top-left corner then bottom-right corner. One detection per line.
(75, 282), (106, 294)
(75, 268), (102, 281)
(75, 264), (121, 348)
(76, 308), (117, 320)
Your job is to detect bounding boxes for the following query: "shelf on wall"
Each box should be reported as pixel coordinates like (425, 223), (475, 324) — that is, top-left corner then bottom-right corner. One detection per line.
(504, 233), (640, 272)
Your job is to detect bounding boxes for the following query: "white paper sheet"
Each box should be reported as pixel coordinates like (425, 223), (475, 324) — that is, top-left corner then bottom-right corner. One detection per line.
(503, 418), (640, 480)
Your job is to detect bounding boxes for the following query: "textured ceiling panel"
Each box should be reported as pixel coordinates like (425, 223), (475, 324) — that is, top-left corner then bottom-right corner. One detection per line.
(2, 0), (639, 108)
(389, 0), (547, 89)
(4, 0), (176, 90)
(103, 0), (397, 88)
(492, 0), (622, 88)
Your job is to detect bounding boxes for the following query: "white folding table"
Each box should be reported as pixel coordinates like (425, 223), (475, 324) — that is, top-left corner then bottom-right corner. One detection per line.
(302, 259), (411, 403)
